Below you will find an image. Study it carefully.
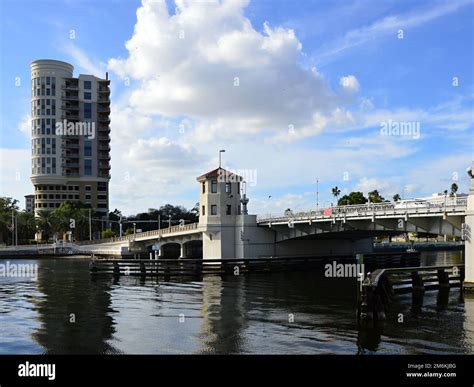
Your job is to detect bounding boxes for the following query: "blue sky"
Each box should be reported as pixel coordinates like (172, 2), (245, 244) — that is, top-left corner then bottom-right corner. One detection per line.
(0, 0), (473, 215)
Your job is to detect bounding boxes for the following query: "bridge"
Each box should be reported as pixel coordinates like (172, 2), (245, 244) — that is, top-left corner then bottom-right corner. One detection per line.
(19, 162), (474, 291)
(72, 197), (467, 257)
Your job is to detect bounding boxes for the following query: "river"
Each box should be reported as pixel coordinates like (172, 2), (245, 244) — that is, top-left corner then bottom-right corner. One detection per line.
(0, 251), (472, 354)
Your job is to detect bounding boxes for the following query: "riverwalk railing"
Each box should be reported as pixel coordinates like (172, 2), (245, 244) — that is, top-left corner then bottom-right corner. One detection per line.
(76, 222), (199, 246)
(357, 264), (464, 325)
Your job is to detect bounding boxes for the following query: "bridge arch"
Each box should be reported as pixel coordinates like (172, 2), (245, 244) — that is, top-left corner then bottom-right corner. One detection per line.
(161, 242), (181, 259)
(182, 240), (203, 259)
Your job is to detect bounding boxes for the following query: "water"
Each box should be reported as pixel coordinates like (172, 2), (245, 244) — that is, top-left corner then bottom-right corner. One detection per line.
(0, 251), (472, 354)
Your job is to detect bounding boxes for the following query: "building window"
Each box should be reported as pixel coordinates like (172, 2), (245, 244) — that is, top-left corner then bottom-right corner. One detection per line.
(201, 205), (205, 216)
(225, 182), (231, 193)
(84, 159), (92, 176)
(211, 205), (217, 215)
(211, 180), (217, 193)
(226, 205), (231, 215)
(84, 81), (92, 90)
(84, 140), (92, 156)
(84, 103), (92, 119)
(84, 92), (91, 100)
(85, 185), (91, 191)
(202, 182), (205, 194)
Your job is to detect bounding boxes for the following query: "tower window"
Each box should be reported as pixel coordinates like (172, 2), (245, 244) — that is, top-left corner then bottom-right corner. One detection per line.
(226, 205), (231, 215)
(211, 205), (217, 215)
(211, 180), (217, 193)
(225, 183), (231, 193)
(202, 181), (206, 194)
(201, 205), (205, 216)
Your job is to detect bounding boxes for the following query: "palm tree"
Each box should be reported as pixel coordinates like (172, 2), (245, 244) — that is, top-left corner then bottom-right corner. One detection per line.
(393, 193), (401, 202)
(450, 183), (458, 197)
(331, 186), (341, 202)
(37, 210), (53, 241)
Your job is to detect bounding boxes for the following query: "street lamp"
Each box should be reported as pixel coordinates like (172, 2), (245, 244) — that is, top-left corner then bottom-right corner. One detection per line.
(168, 214), (172, 228)
(316, 179), (319, 211)
(219, 149), (225, 168)
(133, 222), (136, 236)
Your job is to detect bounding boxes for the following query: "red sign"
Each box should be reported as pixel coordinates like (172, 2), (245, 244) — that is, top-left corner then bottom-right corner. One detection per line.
(323, 208), (333, 216)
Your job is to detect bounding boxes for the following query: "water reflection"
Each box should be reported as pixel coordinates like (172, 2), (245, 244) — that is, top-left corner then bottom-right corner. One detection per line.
(0, 251), (472, 354)
(33, 259), (118, 354)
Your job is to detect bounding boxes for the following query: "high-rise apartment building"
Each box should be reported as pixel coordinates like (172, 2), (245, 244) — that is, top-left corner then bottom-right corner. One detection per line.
(30, 59), (111, 216)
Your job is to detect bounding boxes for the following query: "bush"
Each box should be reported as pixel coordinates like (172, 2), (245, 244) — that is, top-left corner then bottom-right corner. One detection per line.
(101, 229), (116, 238)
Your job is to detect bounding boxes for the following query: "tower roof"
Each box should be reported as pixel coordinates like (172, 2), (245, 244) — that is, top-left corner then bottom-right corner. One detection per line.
(197, 167), (243, 181)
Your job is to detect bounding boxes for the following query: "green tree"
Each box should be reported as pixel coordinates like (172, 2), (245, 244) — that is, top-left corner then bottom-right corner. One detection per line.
(337, 192), (368, 206)
(16, 211), (37, 243)
(368, 190), (385, 203)
(124, 227), (135, 236)
(331, 186), (341, 201)
(450, 183), (458, 197)
(101, 229), (116, 238)
(0, 197), (20, 244)
(393, 193), (401, 202)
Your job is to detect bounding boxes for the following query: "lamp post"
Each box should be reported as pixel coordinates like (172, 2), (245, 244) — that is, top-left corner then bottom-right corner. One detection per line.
(168, 214), (172, 228)
(133, 222), (136, 237)
(219, 149), (225, 168)
(316, 179), (319, 211)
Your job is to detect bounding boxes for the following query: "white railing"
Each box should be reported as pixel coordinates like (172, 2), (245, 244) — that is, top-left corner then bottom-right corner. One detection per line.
(257, 198), (468, 224)
(76, 222), (199, 246)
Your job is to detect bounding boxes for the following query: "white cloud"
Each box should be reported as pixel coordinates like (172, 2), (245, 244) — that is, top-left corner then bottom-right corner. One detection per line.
(0, 149), (32, 208)
(17, 114), (31, 136)
(108, 0), (359, 143)
(339, 75), (360, 93)
(64, 42), (106, 76)
(315, 0), (473, 63)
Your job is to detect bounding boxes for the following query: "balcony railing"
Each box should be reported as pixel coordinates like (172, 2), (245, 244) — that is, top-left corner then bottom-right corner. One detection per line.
(61, 103), (79, 110)
(61, 84), (79, 90)
(62, 94), (79, 101)
(61, 113), (80, 120)
(63, 143), (80, 149)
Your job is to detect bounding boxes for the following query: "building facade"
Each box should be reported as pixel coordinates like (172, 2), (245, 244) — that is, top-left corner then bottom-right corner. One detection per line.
(25, 194), (35, 213)
(30, 59), (111, 216)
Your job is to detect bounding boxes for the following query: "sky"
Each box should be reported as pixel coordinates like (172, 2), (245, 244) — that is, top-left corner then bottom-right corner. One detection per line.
(0, 0), (473, 216)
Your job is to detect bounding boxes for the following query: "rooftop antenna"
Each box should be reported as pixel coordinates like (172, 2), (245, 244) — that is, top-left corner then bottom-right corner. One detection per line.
(241, 181), (249, 215)
(219, 149), (225, 168)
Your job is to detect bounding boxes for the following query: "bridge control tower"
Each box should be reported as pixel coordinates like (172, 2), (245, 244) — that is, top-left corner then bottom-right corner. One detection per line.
(197, 167), (243, 259)
(196, 167), (275, 260)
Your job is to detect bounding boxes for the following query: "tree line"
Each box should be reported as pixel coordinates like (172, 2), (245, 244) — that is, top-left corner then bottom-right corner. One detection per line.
(0, 197), (198, 244)
(330, 183), (459, 206)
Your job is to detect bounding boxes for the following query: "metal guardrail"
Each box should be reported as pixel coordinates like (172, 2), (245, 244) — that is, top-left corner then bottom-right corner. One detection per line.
(76, 222), (199, 246)
(257, 198), (468, 224)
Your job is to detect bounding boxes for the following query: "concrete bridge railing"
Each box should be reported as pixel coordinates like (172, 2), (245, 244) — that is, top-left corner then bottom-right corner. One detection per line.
(76, 222), (199, 246)
(257, 198), (467, 224)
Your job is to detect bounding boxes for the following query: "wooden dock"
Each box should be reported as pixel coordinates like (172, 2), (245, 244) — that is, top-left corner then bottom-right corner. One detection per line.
(357, 264), (464, 325)
(89, 251), (421, 277)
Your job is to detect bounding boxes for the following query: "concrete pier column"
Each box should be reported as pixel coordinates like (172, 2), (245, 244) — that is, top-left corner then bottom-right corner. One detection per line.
(179, 243), (185, 259)
(464, 162), (474, 292)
